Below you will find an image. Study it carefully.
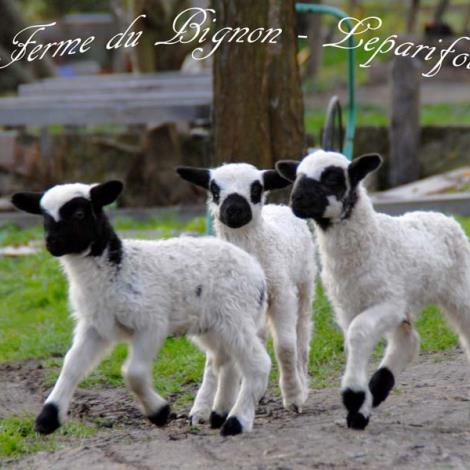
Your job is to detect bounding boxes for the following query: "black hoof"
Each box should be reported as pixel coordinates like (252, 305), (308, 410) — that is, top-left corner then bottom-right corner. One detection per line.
(342, 388), (365, 414)
(347, 411), (370, 430)
(220, 416), (243, 436)
(369, 367), (395, 407)
(209, 411), (227, 429)
(148, 404), (171, 427)
(35, 403), (61, 435)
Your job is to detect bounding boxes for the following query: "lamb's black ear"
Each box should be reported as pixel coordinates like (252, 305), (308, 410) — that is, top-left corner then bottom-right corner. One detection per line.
(176, 166), (210, 190)
(262, 170), (292, 191)
(11, 192), (44, 214)
(275, 160), (300, 183)
(90, 180), (123, 208)
(348, 154), (382, 187)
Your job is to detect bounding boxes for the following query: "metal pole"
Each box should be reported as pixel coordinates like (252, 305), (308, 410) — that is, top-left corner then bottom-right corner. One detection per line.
(295, 3), (356, 160)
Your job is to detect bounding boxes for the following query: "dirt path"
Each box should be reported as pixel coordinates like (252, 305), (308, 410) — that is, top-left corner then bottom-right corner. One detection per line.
(2, 350), (470, 469)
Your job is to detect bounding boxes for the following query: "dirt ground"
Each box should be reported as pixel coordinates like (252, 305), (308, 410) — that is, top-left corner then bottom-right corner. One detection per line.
(2, 350), (470, 470)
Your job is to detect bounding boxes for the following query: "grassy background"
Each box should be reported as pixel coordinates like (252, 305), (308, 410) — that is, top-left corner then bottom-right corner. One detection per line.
(305, 103), (470, 134)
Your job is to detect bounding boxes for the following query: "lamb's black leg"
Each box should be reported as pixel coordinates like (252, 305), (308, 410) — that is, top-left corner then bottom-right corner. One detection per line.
(342, 389), (370, 430)
(369, 367), (395, 407)
(35, 403), (61, 434)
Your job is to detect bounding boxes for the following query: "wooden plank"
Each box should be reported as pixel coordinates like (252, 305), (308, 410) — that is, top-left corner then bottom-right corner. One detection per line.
(18, 71), (212, 96)
(375, 167), (470, 200)
(21, 72), (211, 88)
(19, 80), (212, 96)
(6, 89), (212, 106)
(3, 72), (213, 125)
(372, 192), (470, 217)
(41, 71), (208, 83)
(0, 105), (209, 126)
(21, 75), (212, 90)
(0, 96), (210, 126)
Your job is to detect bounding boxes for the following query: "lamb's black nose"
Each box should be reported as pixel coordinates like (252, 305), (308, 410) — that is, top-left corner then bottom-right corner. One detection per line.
(220, 194), (252, 228)
(45, 235), (65, 256)
(227, 205), (242, 218)
(46, 234), (59, 245)
(291, 192), (327, 219)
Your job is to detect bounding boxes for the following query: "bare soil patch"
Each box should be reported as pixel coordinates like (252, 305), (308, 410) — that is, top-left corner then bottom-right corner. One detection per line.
(2, 350), (470, 469)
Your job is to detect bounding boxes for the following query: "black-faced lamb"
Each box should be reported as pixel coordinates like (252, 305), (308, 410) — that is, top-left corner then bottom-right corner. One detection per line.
(11, 181), (271, 436)
(276, 150), (470, 430)
(177, 163), (317, 423)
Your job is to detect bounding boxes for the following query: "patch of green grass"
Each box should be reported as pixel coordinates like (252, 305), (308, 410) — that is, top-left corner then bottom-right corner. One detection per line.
(113, 216), (206, 235)
(309, 285), (344, 388)
(420, 103), (470, 126)
(455, 216), (470, 236)
(0, 225), (43, 248)
(0, 252), (71, 362)
(418, 305), (458, 352)
(305, 102), (470, 134)
(0, 415), (96, 460)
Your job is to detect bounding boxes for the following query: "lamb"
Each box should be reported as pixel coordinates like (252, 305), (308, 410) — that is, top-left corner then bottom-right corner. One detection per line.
(177, 163), (317, 422)
(11, 181), (271, 436)
(276, 150), (470, 430)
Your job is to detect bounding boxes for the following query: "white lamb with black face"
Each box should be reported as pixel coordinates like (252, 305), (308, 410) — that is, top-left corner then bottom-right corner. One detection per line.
(177, 163), (317, 421)
(11, 181), (271, 437)
(277, 149), (470, 430)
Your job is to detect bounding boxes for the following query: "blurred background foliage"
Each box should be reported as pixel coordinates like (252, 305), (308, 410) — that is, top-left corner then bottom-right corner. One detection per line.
(17, 0), (118, 20)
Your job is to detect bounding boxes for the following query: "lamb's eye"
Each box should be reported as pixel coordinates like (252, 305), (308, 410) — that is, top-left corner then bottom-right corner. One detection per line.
(210, 181), (220, 204)
(74, 210), (85, 220)
(322, 170), (345, 189)
(250, 181), (263, 204)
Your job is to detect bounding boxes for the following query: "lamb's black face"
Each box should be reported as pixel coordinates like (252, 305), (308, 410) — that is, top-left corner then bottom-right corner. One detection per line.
(219, 193), (253, 228)
(276, 152), (383, 230)
(11, 181), (123, 259)
(44, 197), (98, 256)
(291, 166), (347, 221)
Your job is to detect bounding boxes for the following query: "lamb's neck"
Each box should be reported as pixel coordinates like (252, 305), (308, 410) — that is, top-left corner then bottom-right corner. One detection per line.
(214, 218), (265, 251)
(316, 188), (378, 259)
(61, 229), (123, 284)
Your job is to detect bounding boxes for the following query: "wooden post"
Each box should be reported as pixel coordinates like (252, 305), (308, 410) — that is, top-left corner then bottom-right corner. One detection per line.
(463, 4), (470, 33)
(406, 0), (420, 33)
(434, 0), (450, 23)
(305, 0), (323, 79)
(388, 56), (421, 187)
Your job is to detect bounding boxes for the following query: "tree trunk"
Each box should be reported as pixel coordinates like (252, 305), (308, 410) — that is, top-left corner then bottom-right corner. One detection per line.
(463, 4), (470, 33)
(267, 0), (305, 163)
(0, 44), (34, 90)
(348, 0), (360, 13)
(305, 1), (323, 80)
(0, 0), (55, 86)
(406, 0), (420, 33)
(134, 0), (194, 72)
(213, 0), (305, 169)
